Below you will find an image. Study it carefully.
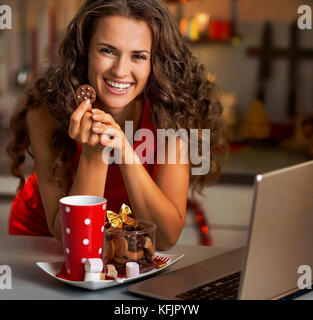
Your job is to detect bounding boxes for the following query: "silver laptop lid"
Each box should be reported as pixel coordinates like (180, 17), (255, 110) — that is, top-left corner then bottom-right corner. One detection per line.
(238, 160), (313, 300)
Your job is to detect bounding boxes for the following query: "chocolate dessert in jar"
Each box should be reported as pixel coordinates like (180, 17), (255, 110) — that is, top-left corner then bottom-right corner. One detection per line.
(103, 217), (156, 277)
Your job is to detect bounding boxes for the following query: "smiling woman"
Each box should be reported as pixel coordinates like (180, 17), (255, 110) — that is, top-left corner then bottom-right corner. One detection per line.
(6, 0), (227, 251)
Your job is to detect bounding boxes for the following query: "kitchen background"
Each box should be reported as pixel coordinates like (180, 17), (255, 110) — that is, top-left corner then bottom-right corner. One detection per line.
(0, 0), (312, 247)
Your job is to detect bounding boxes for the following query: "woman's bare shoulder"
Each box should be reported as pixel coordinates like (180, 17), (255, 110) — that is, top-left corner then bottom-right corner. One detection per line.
(26, 105), (54, 133)
(25, 106), (56, 160)
(26, 106), (54, 137)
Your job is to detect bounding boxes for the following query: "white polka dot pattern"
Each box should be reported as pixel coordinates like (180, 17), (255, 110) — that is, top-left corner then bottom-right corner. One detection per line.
(101, 226), (104, 232)
(98, 248), (102, 254)
(66, 248), (70, 254)
(66, 228), (71, 234)
(65, 206), (71, 213)
(81, 258), (87, 264)
(84, 218), (91, 225)
(83, 239), (89, 245)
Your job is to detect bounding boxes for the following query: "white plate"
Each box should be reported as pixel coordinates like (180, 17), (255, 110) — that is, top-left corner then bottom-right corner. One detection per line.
(36, 252), (184, 290)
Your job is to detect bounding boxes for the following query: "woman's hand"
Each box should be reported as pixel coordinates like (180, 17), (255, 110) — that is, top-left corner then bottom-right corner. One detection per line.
(68, 99), (103, 155)
(91, 108), (136, 164)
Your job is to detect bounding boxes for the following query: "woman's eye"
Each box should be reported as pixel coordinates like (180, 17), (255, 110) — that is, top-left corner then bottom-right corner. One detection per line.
(134, 55), (147, 60)
(100, 48), (115, 55)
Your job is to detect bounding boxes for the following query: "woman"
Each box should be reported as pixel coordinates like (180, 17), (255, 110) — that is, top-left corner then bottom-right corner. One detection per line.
(7, 0), (226, 250)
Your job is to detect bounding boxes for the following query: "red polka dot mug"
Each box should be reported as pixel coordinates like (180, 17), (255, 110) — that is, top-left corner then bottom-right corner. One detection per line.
(57, 195), (107, 281)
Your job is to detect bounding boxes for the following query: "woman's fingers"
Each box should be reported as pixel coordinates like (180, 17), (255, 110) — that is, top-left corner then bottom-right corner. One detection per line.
(68, 99), (92, 138)
(91, 108), (118, 128)
(92, 121), (106, 133)
(93, 125), (119, 137)
(99, 127), (123, 146)
(81, 113), (101, 146)
(88, 132), (101, 146)
(100, 134), (111, 145)
(79, 111), (93, 143)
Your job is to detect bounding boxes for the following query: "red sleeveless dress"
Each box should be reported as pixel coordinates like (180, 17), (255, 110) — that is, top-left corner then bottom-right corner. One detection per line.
(9, 100), (158, 236)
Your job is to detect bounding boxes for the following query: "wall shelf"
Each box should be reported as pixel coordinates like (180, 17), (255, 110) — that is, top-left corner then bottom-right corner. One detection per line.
(167, 0), (241, 46)
(185, 35), (241, 46)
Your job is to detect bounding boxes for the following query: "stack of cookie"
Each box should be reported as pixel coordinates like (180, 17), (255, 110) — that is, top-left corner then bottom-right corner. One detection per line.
(103, 222), (156, 276)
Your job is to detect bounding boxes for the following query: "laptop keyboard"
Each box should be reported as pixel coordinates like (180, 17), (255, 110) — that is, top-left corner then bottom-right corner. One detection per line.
(175, 271), (241, 300)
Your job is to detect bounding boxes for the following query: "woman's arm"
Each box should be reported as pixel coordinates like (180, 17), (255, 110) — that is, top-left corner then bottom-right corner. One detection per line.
(119, 137), (190, 251)
(26, 100), (108, 246)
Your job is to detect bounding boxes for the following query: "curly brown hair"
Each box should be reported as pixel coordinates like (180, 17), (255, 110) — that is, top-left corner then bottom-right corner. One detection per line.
(7, 0), (227, 197)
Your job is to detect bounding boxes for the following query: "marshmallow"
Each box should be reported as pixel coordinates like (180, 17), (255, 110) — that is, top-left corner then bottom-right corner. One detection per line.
(84, 272), (101, 282)
(84, 258), (103, 273)
(126, 262), (140, 278)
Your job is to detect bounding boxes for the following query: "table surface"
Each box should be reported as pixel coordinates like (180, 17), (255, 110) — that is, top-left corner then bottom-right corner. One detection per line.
(0, 235), (233, 300)
(1, 235), (312, 300)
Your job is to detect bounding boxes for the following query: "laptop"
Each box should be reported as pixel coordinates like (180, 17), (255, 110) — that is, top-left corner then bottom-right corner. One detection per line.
(128, 160), (313, 300)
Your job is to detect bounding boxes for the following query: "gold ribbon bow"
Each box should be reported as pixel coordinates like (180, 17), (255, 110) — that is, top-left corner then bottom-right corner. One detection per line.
(107, 203), (138, 228)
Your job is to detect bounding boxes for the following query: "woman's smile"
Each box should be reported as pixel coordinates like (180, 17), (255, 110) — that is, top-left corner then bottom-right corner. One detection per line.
(103, 78), (134, 95)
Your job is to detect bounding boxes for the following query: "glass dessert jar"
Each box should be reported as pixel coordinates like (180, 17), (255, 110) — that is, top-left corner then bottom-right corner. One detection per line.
(102, 219), (156, 276)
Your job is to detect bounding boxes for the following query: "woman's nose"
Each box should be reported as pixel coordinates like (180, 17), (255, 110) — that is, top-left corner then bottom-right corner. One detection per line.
(111, 56), (130, 78)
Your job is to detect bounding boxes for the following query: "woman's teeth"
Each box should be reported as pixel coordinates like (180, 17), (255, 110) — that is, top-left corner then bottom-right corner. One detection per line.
(105, 79), (132, 90)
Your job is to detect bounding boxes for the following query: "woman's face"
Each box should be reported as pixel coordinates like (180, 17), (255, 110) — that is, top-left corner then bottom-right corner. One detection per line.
(88, 16), (152, 111)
